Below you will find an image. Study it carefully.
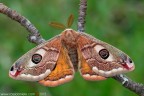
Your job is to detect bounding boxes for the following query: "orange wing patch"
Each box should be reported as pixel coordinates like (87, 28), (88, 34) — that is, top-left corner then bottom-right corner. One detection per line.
(39, 46), (74, 87)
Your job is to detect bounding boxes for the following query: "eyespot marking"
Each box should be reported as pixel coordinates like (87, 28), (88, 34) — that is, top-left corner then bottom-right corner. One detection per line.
(27, 49), (46, 67)
(94, 45), (114, 61)
(99, 49), (109, 59)
(32, 54), (42, 64)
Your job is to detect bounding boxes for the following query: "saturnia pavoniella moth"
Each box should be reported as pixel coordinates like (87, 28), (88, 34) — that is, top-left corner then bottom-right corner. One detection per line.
(9, 15), (135, 87)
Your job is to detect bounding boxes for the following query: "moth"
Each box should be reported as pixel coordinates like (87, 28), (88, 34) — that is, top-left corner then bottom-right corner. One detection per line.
(9, 15), (135, 87)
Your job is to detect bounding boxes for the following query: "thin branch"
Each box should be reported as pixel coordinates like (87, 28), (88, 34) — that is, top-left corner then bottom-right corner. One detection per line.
(113, 74), (144, 96)
(77, 0), (87, 32)
(0, 3), (45, 45)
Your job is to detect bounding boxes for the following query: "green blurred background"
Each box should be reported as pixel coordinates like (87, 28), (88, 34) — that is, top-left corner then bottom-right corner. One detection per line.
(0, 0), (144, 96)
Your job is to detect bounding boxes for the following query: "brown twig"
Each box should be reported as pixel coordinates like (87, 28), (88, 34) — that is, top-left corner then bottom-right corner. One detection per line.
(0, 3), (45, 45)
(113, 74), (144, 96)
(77, 0), (87, 32)
(0, 2), (144, 96)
